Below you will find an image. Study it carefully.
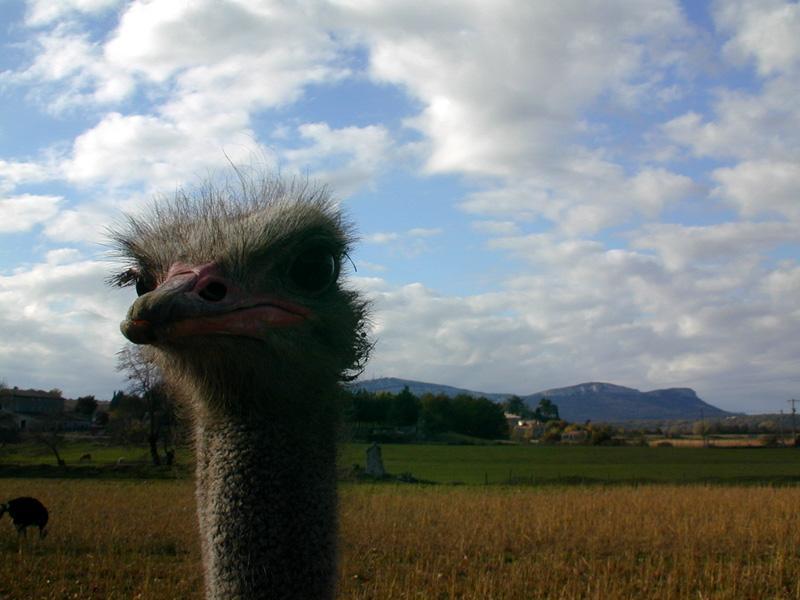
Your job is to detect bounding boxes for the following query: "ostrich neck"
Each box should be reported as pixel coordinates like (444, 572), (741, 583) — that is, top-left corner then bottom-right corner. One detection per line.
(193, 392), (338, 600)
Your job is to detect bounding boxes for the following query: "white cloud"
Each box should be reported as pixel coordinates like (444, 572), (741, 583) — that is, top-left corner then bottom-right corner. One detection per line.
(461, 184), (551, 223)
(712, 160), (800, 221)
(460, 161), (695, 234)
(341, 0), (691, 176)
(0, 160), (51, 192)
(630, 221), (797, 270)
(282, 123), (394, 195)
(25, 0), (121, 27)
(62, 112), (264, 189)
(44, 248), (84, 265)
(10, 0), (345, 114)
(6, 2), (400, 197)
(353, 260), (387, 273)
(362, 226), (442, 258)
(3, 25), (135, 111)
(105, 1), (340, 84)
(715, 0), (800, 75)
(104, 0), (347, 122)
(662, 76), (800, 161)
(42, 204), (117, 244)
(407, 227), (442, 238)
(0, 256), (129, 397)
(0, 194), (62, 233)
(765, 263), (800, 303)
(629, 168), (698, 215)
(471, 220), (520, 236)
(365, 232), (400, 244)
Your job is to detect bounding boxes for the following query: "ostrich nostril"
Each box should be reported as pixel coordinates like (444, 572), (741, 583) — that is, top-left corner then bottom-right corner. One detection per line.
(198, 281), (227, 302)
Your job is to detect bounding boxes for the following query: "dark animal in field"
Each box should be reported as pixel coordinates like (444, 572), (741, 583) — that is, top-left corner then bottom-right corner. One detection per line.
(79, 453), (92, 462)
(110, 176), (370, 600)
(0, 497), (49, 539)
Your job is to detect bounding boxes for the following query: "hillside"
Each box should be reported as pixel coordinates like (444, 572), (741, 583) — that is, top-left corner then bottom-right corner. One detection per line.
(351, 377), (511, 403)
(524, 382), (730, 422)
(351, 378), (731, 422)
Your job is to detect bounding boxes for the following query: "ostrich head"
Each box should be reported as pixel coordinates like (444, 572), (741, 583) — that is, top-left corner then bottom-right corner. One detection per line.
(110, 177), (370, 416)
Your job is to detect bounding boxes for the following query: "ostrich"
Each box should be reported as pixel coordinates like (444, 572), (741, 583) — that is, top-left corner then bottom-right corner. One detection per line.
(0, 496), (49, 539)
(110, 177), (370, 599)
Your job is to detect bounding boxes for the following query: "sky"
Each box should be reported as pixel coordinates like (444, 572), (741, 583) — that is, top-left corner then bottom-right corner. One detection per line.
(0, 0), (798, 414)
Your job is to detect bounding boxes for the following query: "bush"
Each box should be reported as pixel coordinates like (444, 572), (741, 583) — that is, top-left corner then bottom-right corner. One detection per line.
(590, 429), (613, 445)
(0, 428), (20, 443)
(541, 430), (561, 444)
(760, 434), (780, 447)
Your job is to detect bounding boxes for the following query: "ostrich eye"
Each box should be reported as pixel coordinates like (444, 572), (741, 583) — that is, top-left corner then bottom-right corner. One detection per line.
(288, 246), (337, 294)
(135, 274), (156, 296)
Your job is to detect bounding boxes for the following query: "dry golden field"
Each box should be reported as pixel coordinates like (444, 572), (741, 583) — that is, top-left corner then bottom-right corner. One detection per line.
(1, 480), (800, 599)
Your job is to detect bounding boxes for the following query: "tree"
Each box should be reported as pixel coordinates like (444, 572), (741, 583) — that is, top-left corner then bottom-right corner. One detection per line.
(116, 345), (176, 466)
(27, 415), (67, 466)
(533, 397), (559, 421)
(74, 395), (98, 416)
(111, 391), (147, 419)
(419, 393), (452, 437)
(93, 410), (109, 426)
(35, 431), (66, 466)
(449, 394), (509, 440)
(349, 390), (390, 424)
(387, 386), (420, 427)
(503, 395), (533, 418)
(589, 424), (614, 446)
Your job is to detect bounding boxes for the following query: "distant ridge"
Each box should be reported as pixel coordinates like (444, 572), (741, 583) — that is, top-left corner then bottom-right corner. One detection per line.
(351, 377), (731, 422)
(351, 377), (510, 403)
(523, 382), (730, 422)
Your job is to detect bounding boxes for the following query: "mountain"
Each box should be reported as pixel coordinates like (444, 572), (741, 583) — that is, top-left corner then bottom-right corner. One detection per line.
(350, 377), (511, 403)
(523, 382), (730, 422)
(351, 378), (731, 422)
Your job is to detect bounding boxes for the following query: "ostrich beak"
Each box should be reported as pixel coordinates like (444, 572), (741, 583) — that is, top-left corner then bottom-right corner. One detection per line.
(121, 264), (310, 345)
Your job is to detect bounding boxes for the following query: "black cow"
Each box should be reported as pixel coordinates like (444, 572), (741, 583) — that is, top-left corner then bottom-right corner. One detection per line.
(0, 497), (49, 539)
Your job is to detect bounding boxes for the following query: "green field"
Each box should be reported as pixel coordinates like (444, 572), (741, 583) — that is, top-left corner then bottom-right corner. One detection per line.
(5, 440), (799, 485)
(0, 440), (193, 468)
(341, 443), (800, 485)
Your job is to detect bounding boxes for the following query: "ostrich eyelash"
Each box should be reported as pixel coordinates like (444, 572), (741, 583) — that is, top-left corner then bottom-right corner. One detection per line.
(108, 267), (141, 288)
(343, 252), (357, 273)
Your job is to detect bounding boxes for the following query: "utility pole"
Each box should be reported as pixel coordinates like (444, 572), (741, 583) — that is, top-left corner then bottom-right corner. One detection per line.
(779, 410), (785, 447)
(789, 399), (798, 448)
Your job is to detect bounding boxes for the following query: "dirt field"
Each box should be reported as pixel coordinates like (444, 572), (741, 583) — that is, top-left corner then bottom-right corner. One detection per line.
(1, 480), (799, 599)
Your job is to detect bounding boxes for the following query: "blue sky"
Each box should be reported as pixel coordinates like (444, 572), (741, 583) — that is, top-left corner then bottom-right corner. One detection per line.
(1, 0), (798, 413)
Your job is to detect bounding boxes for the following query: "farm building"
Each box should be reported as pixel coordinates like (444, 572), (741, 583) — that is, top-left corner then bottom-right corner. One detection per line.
(0, 388), (64, 414)
(561, 429), (589, 443)
(507, 417), (546, 442)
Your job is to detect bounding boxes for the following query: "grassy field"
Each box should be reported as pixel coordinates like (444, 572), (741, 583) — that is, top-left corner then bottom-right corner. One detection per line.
(5, 441), (800, 485)
(1, 479), (800, 599)
(0, 440), (194, 468)
(339, 443), (800, 485)
(0, 479), (201, 599)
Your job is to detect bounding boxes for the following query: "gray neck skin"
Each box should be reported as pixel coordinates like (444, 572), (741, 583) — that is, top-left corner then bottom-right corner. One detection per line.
(193, 403), (338, 600)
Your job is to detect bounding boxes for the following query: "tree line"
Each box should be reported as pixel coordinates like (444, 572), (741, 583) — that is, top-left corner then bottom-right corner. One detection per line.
(340, 386), (559, 442)
(342, 386), (506, 441)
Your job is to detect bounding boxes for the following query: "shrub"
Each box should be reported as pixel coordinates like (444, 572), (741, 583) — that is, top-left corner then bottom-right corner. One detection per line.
(541, 430), (561, 444)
